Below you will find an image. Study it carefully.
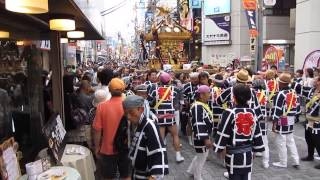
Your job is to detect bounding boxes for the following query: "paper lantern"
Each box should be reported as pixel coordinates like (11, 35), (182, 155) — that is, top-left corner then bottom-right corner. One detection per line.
(5, 0), (48, 14)
(49, 15), (75, 31)
(0, 31), (10, 38)
(67, 31), (84, 38)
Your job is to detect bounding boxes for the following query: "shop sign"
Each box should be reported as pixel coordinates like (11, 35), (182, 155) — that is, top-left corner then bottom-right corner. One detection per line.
(190, 0), (201, 9)
(303, 50), (320, 69)
(250, 36), (256, 54)
(264, 46), (279, 65)
(242, 0), (258, 37)
(204, 0), (231, 15)
(203, 15), (231, 45)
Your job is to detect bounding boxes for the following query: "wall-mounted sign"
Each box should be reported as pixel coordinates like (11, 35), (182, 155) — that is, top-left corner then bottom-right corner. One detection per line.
(40, 40), (50, 50)
(242, 0), (258, 37)
(204, 0), (231, 15)
(190, 0), (201, 9)
(303, 50), (320, 70)
(250, 36), (256, 54)
(203, 15), (231, 45)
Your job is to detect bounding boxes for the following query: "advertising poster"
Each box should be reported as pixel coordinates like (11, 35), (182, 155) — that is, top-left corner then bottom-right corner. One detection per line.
(203, 15), (231, 45)
(204, 0), (231, 15)
(42, 114), (66, 162)
(263, 45), (285, 71)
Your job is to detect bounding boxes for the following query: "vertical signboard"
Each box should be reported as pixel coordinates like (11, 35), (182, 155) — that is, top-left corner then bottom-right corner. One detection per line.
(242, 0), (258, 37)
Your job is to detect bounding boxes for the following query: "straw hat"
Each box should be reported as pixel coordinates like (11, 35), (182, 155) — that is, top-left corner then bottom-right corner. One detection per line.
(236, 69), (252, 83)
(265, 69), (276, 80)
(278, 73), (292, 84)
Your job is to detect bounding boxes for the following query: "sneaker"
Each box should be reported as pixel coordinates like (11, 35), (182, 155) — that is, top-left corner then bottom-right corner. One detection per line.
(255, 152), (263, 157)
(263, 163), (269, 169)
(315, 164), (320, 169)
(186, 170), (194, 177)
(272, 162), (287, 168)
(176, 152), (185, 163)
(293, 165), (300, 169)
(223, 172), (229, 179)
(301, 156), (314, 161)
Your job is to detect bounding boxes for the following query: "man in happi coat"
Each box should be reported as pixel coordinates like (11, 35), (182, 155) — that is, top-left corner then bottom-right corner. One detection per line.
(301, 76), (320, 169)
(214, 84), (265, 180)
(271, 73), (300, 169)
(124, 95), (169, 180)
(148, 72), (184, 162)
(187, 85), (214, 180)
(182, 72), (199, 145)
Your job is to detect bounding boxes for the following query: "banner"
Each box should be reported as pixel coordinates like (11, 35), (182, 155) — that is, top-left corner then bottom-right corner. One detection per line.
(303, 50), (320, 69)
(242, 0), (258, 37)
(203, 15), (231, 45)
(190, 0), (201, 9)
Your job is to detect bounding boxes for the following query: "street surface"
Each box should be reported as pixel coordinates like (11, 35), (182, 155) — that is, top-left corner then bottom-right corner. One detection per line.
(164, 120), (320, 180)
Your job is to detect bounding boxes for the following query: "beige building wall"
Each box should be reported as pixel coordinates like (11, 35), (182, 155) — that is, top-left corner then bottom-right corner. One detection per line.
(295, 0), (320, 70)
(201, 0), (250, 66)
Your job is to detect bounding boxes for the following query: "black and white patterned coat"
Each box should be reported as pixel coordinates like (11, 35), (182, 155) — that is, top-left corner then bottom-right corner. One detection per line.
(216, 87), (264, 121)
(214, 107), (264, 175)
(303, 87), (320, 134)
(130, 114), (169, 180)
(271, 87), (299, 134)
(148, 84), (179, 126)
(190, 102), (214, 153)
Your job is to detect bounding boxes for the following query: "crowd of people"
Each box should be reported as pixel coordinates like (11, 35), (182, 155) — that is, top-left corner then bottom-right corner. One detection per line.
(61, 60), (320, 180)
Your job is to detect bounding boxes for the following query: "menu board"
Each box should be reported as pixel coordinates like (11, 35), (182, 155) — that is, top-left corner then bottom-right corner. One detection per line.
(42, 114), (66, 162)
(0, 137), (21, 180)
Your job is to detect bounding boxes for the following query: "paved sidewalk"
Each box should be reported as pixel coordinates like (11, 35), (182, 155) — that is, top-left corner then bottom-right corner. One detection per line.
(164, 121), (320, 180)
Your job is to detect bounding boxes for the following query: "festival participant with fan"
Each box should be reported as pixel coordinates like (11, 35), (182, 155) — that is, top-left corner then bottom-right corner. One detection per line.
(214, 84), (265, 180)
(271, 73), (300, 169)
(148, 72), (185, 163)
(187, 85), (214, 180)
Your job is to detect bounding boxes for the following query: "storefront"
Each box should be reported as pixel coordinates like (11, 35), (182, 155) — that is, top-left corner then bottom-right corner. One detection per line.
(0, 0), (104, 177)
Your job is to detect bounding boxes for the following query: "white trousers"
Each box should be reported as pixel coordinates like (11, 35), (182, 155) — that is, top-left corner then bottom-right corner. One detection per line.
(275, 133), (300, 166)
(262, 135), (269, 166)
(187, 150), (209, 180)
(175, 110), (180, 133)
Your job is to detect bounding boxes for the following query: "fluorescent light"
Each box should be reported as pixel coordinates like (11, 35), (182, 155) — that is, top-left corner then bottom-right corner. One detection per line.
(0, 31), (10, 38)
(67, 31), (85, 38)
(60, 38), (68, 43)
(50, 18), (75, 31)
(5, 0), (48, 14)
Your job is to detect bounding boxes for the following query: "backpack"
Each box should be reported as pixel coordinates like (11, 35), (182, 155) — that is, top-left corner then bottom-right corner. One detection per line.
(69, 93), (89, 127)
(114, 115), (129, 153)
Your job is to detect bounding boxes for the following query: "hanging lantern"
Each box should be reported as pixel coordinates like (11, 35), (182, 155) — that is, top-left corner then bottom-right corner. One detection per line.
(67, 31), (85, 38)
(60, 38), (68, 44)
(0, 31), (10, 38)
(5, 0), (49, 14)
(16, 41), (24, 46)
(49, 14), (75, 31)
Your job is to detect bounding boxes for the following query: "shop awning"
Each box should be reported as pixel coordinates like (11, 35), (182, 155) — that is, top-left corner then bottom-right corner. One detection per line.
(0, 0), (104, 40)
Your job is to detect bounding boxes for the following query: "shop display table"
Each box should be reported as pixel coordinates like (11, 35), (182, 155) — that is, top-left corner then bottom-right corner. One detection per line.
(60, 144), (96, 180)
(19, 166), (81, 180)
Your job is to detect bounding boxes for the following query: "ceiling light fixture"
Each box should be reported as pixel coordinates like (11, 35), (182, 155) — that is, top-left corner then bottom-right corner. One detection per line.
(49, 14), (75, 31)
(5, 0), (48, 14)
(67, 31), (85, 38)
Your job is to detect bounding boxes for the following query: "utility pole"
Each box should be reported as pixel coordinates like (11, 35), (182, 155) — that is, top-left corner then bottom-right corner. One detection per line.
(257, 0), (264, 71)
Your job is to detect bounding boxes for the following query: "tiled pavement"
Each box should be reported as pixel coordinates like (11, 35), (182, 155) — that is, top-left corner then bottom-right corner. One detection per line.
(164, 121), (320, 180)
